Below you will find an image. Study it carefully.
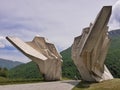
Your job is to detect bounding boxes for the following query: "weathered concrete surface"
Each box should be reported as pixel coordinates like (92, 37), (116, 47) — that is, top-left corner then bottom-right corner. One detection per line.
(0, 80), (80, 90)
(6, 36), (63, 81)
(72, 6), (113, 82)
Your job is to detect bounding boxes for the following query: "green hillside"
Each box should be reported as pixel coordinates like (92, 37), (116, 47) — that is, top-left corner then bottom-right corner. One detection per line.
(8, 30), (120, 79)
(60, 47), (80, 79)
(105, 36), (120, 78)
(8, 62), (43, 79)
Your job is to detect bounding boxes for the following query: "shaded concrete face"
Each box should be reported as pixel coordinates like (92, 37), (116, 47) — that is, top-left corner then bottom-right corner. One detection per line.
(72, 6), (113, 82)
(6, 36), (63, 81)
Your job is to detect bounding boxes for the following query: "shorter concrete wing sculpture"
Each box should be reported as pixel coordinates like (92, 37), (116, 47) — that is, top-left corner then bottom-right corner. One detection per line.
(72, 6), (113, 82)
(6, 36), (63, 81)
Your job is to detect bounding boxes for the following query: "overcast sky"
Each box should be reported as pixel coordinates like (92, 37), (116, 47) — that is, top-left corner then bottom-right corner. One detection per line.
(0, 0), (119, 62)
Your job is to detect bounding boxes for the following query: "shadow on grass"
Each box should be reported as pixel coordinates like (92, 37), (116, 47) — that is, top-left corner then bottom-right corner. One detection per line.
(61, 80), (80, 86)
(75, 81), (96, 89)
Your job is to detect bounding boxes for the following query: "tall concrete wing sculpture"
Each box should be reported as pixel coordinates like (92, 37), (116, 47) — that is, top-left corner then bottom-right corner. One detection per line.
(72, 6), (113, 82)
(6, 36), (63, 81)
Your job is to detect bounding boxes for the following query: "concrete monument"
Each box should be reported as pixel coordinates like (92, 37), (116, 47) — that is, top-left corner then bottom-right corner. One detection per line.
(6, 36), (63, 81)
(72, 6), (113, 82)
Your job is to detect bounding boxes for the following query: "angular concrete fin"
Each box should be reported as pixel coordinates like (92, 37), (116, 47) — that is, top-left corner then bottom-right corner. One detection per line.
(72, 6), (113, 82)
(79, 6), (112, 55)
(6, 36), (62, 81)
(6, 36), (47, 60)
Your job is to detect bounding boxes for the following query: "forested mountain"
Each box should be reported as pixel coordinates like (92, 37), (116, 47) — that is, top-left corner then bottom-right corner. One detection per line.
(0, 58), (23, 69)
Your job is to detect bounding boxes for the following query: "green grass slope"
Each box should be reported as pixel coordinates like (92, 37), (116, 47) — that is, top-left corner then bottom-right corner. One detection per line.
(72, 79), (120, 90)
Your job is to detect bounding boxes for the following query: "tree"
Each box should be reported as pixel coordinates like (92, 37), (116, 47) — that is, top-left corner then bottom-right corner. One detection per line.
(0, 67), (8, 78)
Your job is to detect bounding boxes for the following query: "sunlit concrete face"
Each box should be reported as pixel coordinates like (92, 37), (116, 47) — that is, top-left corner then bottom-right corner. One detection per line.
(6, 36), (63, 81)
(72, 6), (113, 82)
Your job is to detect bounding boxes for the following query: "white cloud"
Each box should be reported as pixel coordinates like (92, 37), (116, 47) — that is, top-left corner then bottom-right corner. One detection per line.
(109, 0), (120, 30)
(0, 36), (5, 48)
(0, 42), (5, 48)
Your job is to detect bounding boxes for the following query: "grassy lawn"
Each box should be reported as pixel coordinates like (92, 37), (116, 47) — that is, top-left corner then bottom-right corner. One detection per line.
(0, 77), (71, 85)
(0, 77), (43, 85)
(72, 79), (120, 90)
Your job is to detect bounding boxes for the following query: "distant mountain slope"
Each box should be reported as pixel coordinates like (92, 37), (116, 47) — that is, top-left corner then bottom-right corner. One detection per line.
(109, 29), (120, 38)
(8, 29), (120, 79)
(105, 29), (120, 78)
(0, 58), (23, 69)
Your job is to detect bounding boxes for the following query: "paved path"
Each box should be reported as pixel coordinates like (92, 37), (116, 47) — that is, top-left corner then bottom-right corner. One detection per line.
(0, 80), (80, 90)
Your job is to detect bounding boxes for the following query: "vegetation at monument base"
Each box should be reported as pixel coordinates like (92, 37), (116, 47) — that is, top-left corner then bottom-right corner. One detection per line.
(72, 79), (120, 90)
(7, 30), (120, 80)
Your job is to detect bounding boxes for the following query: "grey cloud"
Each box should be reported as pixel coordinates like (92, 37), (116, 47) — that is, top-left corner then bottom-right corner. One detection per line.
(109, 0), (120, 30)
(0, 49), (30, 62)
(0, 42), (5, 48)
(0, 0), (117, 62)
